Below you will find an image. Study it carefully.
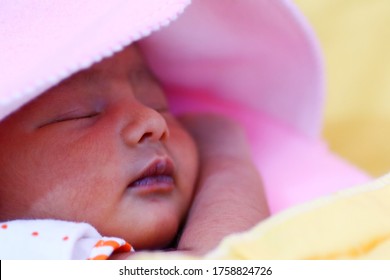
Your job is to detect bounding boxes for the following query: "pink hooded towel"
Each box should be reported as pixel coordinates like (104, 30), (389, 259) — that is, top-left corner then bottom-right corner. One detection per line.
(0, 0), (370, 213)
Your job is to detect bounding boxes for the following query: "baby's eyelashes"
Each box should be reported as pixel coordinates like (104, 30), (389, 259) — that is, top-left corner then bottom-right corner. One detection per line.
(38, 110), (100, 128)
(54, 112), (100, 123)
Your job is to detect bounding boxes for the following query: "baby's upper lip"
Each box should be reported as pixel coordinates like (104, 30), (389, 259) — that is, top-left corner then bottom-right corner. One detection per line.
(129, 157), (175, 187)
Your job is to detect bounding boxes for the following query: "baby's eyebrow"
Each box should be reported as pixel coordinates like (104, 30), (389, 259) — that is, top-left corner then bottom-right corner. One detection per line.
(62, 67), (112, 93)
(78, 68), (105, 84)
(128, 63), (160, 85)
(53, 68), (102, 93)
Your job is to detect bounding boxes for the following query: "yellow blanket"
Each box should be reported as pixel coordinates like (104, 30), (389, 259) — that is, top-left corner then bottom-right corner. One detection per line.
(133, 173), (390, 260)
(295, 0), (390, 176)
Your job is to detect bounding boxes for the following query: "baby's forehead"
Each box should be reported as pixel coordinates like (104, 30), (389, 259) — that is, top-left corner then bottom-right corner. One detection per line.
(91, 44), (146, 72)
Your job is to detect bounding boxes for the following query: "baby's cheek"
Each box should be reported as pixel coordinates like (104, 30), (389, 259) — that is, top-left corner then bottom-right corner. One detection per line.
(168, 123), (199, 199)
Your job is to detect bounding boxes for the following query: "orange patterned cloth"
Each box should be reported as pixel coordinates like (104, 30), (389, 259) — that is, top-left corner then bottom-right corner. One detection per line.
(88, 237), (133, 260)
(0, 219), (133, 259)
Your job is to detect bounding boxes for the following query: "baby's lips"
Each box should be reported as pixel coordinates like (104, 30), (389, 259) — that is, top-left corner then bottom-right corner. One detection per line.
(127, 157), (175, 194)
(130, 174), (174, 188)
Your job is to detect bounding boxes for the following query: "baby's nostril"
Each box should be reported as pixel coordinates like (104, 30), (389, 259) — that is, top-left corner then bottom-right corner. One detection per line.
(139, 132), (153, 142)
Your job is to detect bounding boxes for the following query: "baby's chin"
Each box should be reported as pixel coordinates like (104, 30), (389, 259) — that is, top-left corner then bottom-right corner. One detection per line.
(108, 214), (182, 251)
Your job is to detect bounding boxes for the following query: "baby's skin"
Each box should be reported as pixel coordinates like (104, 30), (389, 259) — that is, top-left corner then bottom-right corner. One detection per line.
(0, 44), (269, 255)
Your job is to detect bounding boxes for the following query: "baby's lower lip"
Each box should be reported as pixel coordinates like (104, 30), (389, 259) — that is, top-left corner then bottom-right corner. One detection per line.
(128, 175), (174, 194)
(131, 175), (173, 187)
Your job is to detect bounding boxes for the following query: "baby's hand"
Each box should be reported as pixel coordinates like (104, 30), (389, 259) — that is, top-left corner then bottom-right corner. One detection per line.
(177, 113), (269, 254)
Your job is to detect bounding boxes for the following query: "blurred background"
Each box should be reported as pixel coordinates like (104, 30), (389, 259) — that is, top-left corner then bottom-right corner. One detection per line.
(296, 0), (390, 177)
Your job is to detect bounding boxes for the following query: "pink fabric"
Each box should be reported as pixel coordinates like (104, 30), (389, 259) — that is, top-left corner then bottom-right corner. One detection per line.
(0, 0), (190, 121)
(168, 91), (369, 212)
(0, 0), (370, 212)
(140, 0), (370, 211)
(141, 0), (325, 137)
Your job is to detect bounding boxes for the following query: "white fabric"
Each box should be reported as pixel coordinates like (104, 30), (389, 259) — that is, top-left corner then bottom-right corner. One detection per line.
(0, 219), (106, 259)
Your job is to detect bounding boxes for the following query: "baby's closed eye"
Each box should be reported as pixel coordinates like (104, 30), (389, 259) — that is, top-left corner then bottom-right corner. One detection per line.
(38, 109), (100, 128)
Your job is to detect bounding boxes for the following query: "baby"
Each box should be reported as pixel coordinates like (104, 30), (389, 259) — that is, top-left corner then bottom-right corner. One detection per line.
(0, 44), (269, 259)
(2, 0), (345, 260)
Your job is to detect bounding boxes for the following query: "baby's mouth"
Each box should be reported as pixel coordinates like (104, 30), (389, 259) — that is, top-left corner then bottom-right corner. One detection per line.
(128, 159), (175, 194)
(130, 175), (174, 187)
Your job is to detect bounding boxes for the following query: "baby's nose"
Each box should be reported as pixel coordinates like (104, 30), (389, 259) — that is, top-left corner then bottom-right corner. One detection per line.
(121, 104), (169, 146)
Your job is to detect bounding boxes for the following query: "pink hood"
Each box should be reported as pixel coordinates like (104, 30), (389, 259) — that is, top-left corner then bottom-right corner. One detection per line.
(0, 0), (369, 212)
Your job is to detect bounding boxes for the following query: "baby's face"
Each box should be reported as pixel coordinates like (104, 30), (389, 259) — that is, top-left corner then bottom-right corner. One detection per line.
(0, 45), (198, 249)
